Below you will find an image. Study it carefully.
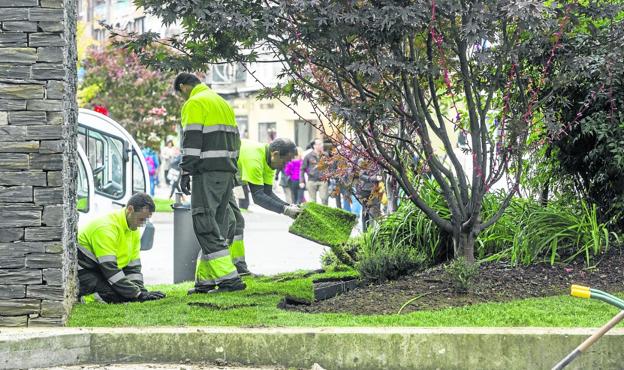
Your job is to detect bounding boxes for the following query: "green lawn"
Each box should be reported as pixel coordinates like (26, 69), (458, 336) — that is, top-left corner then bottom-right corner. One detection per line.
(68, 270), (623, 328)
(154, 198), (174, 213)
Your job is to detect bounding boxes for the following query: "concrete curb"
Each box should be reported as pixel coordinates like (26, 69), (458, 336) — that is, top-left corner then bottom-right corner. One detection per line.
(2, 327), (624, 369)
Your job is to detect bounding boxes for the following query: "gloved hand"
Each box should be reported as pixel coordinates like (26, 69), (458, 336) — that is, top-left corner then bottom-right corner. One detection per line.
(283, 204), (303, 219)
(137, 290), (166, 302)
(149, 291), (166, 299)
(178, 174), (191, 195)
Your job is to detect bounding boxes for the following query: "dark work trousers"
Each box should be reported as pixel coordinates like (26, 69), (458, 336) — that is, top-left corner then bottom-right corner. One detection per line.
(226, 194), (249, 274)
(289, 180), (304, 204)
(77, 269), (130, 304)
(191, 171), (243, 290)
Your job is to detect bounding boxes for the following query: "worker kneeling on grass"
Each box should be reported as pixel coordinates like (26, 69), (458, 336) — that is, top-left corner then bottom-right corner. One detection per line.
(77, 193), (165, 303)
(224, 138), (303, 276)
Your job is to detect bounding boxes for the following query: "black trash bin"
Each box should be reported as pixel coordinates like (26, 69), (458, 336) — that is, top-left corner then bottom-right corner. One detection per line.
(172, 194), (201, 283)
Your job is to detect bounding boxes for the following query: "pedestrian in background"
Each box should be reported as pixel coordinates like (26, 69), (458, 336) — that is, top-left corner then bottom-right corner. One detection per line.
(285, 148), (304, 204)
(355, 158), (383, 232)
(300, 138), (329, 205)
(142, 146), (160, 197)
(161, 140), (180, 185)
(277, 169), (293, 203)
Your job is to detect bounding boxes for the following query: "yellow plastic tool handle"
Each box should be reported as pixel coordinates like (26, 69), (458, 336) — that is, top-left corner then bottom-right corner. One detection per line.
(571, 285), (591, 299)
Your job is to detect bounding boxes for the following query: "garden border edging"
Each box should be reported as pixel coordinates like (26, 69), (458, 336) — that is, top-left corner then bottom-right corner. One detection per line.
(2, 327), (624, 369)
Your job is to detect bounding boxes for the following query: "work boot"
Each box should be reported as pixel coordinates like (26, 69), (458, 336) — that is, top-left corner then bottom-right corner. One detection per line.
(215, 280), (246, 293)
(238, 270), (263, 278)
(187, 285), (217, 295)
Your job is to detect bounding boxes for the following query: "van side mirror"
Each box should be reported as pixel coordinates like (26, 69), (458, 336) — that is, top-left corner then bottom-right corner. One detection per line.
(140, 220), (155, 251)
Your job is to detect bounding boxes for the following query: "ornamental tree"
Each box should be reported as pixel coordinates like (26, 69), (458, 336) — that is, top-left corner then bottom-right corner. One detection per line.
(537, 14), (624, 229)
(80, 45), (181, 147)
(124, 0), (619, 262)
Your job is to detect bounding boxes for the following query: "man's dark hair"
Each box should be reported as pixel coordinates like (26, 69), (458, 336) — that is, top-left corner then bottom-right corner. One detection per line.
(173, 73), (201, 92)
(127, 192), (155, 213)
(269, 138), (297, 157)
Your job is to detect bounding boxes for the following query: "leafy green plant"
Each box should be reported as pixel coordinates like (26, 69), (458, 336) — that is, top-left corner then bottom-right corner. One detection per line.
(479, 198), (617, 267)
(355, 226), (427, 283)
(445, 257), (479, 294)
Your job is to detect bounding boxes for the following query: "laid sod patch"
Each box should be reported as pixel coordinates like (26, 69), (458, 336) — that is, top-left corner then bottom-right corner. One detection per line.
(154, 198), (174, 213)
(289, 203), (357, 246)
(68, 269), (624, 328)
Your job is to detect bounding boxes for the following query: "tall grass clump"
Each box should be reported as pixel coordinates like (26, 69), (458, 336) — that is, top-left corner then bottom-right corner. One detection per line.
(479, 196), (617, 267)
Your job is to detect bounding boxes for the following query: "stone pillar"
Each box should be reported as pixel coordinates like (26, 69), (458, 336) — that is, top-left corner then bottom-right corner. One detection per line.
(0, 0), (77, 327)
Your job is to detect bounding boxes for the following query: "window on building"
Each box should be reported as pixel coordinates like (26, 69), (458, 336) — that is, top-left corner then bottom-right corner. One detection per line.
(294, 120), (318, 148)
(211, 64), (229, 84)
(234, 63), (247, 82)
(236, 116), (249, 139)
(134, 17), (145, 34)
(258, 122), (277, 143)
(94, 28), (107, 42)
(210, 63), (247, 84)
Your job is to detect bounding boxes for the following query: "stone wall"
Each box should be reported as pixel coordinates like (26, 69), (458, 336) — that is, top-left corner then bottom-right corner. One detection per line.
(0, 0), (77, 326)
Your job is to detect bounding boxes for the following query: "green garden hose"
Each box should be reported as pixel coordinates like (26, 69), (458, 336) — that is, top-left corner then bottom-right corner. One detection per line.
(552, 285), (624, 370)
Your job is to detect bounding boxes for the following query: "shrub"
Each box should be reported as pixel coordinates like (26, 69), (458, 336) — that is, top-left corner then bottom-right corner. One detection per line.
(355, 226), (427, 282)
(445, 257), (479, 293)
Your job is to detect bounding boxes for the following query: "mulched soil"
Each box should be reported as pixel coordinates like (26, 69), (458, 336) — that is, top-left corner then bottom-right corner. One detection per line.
(283, 248), (624, 315)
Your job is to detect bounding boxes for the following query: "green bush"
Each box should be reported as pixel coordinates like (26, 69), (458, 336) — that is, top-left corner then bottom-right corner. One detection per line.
(445, 257), (479, 293)
(356, 229), (427, 282)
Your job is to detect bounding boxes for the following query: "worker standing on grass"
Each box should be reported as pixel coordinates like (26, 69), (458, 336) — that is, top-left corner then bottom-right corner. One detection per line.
(76, 193), (166, 303)
(174, 72), (246, 295)
(226, 138), (303, 275)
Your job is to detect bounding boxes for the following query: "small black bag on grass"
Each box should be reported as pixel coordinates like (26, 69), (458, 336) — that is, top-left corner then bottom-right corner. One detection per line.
(288, 203), (357, 247)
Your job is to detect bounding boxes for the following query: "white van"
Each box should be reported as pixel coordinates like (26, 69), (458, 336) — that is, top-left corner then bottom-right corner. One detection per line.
(75, 108), (154, 250)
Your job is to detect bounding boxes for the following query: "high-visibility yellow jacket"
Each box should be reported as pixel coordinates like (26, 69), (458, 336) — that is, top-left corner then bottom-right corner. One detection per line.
(77, 209), (143, 298)
(180, 83), (240, 174)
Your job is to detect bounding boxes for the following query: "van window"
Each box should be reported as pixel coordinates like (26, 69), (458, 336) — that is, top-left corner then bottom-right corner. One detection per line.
(132, 150), (146, 194)
(77, 155), (90, 213)
(79, 127), (126, 200)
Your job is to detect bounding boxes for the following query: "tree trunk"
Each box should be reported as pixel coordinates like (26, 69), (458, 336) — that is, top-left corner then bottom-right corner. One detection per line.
(539, 146), (552, 207)
(453, 229), (476, 264)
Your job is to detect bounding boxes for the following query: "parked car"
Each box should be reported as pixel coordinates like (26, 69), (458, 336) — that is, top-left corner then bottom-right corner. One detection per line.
(76, 108), (154, 250)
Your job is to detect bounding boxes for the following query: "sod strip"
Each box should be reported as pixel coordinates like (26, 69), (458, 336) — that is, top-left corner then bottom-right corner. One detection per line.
(288, 203), (357, 247)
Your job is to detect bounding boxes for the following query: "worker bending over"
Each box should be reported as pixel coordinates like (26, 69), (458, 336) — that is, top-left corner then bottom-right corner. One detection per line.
(77, 193), (165, 303)
(227, 138), (303, 275)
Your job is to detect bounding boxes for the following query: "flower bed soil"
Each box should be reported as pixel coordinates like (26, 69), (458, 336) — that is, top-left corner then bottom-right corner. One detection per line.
(282, 248), (624, 315)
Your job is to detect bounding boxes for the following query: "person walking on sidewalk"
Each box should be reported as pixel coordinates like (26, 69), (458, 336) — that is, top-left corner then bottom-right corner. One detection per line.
(174, 72), (245, 295)
(284, 148), (304, 204)
(300, 138), (329, 205)
(226, 138), (302, 275)
(77, 193), (166, 303)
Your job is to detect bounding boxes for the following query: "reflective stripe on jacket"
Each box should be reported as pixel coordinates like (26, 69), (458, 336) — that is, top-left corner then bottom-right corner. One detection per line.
(180, 83), (240, 174)
(77, 209), (143, 298)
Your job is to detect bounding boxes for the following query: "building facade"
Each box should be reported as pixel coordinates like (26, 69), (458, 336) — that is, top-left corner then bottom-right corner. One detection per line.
(208, 60), (323, 148)
(77, 0), (180, 43)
